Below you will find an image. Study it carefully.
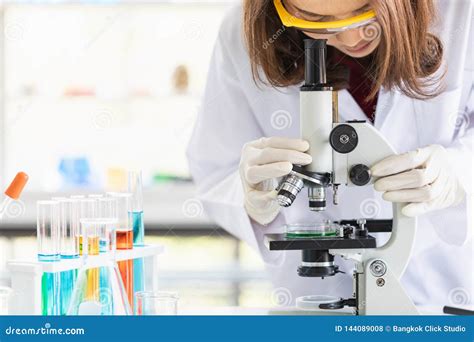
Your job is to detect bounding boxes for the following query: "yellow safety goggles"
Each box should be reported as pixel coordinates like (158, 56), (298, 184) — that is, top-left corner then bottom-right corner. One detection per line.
(274, 0), (377, 34)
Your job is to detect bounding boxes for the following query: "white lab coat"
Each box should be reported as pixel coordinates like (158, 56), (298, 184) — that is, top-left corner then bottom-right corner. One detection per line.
(187, 0), (473, 307)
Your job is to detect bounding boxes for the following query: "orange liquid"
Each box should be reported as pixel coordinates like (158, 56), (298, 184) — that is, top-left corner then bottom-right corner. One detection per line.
(116, 229), (134, 307)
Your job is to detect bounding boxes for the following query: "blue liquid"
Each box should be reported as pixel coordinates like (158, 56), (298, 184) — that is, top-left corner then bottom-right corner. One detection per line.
(41, 272), (60, 315)
(134, 258), (144, 294)
(60, 269), (77, 315)
(132, 211), (144, 246)
(132, 211), (145, 302)
(99, 267), (113, 315)
(99, 239), (108, 254)
(38, 254), (60, 262)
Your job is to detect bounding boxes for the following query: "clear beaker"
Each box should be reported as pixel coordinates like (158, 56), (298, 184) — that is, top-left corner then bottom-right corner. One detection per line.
(285, 222), (340, 238)
(67, 218), (131, 315)
(135, 291), (178, 315)
(0, 287), (12, 315)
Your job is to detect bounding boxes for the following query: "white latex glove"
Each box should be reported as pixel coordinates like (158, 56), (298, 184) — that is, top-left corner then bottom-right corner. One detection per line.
(239, 137), (312, 225)
(372, 144), (465, 217)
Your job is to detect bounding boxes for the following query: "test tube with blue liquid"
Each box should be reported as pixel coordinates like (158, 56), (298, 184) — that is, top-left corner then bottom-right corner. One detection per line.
(52, 197), (80, 315)
(128, 171), (145, 303)
(37, 200), (61, 315)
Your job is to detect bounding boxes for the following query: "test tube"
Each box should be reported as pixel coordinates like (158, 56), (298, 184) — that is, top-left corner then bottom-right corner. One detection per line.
(79, 219), (101, 303)
(107, 192), (134, 308)
(128, 171), (144, 246)
(128, 171), (145, 300)
(37, 200), (60, 262)
(98, 197), (118, 253)
(77, 198), (97, 255)
(53, 197), (80, 315)
(56, 198), (79, 258)
(37, 200), (61, 316)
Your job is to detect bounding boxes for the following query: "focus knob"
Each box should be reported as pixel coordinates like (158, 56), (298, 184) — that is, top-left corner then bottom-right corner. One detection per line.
(349, 164), (371, 186)
(329, 124), (358, 154)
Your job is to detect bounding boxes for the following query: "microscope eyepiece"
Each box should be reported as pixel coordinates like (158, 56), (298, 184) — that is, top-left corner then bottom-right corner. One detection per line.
(304, 39), (328, 86)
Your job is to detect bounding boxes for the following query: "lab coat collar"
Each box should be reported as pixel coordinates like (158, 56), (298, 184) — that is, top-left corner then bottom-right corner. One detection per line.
(337, 87), (401, 131)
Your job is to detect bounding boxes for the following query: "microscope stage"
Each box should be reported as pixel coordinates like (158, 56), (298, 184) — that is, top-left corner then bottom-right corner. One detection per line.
(264, 234), (376, 251)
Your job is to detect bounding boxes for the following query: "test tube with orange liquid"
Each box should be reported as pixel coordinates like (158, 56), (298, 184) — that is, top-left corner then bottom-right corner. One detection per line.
(107, 192), (134, 308)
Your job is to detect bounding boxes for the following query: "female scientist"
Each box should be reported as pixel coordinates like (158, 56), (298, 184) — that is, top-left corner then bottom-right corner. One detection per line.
(187, 0), (473, 307)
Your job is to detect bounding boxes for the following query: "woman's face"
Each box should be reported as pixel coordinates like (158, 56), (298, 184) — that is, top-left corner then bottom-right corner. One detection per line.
(285, 0), (381, 58)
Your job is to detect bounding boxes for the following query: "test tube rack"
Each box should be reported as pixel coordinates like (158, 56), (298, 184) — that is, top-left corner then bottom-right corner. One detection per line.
(7, 244), (164, 315)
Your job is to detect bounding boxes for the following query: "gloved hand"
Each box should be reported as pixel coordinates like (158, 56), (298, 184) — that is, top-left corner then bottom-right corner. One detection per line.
(372, 144), (465, 217)
(239, 137), (312, 225)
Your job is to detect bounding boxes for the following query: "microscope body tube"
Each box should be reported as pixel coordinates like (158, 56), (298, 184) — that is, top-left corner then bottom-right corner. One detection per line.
(300, 90), (334, 174)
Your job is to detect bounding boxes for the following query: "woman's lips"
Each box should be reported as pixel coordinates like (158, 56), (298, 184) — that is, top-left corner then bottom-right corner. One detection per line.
(344, 40), (372, 53)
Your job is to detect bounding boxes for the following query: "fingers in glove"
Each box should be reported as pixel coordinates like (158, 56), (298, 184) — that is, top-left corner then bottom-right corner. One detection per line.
(401, 202), (432, 217)
(245, 162), (293, 184)
(250, 137), (309, 152)
(374, 168), (439, 192)
(371, 145), (437, 177)
(245, 188), (279, 210)
(252, 147), (312, 166)
(382, 183), (443, 203)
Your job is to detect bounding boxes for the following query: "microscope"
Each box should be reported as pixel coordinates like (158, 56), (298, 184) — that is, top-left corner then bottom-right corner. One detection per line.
(266, 39), (419, 315)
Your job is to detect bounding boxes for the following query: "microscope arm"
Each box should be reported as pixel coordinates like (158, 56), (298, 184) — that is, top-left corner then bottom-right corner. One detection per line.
(332, 122), (418, 315)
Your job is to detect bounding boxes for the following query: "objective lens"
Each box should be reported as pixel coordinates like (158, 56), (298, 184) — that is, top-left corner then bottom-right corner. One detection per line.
(277, 174), (304, 207)
(308, 186), (326, 211)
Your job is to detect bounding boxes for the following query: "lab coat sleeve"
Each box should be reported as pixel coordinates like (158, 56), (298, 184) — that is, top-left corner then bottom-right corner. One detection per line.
(186, 9), (286, 265)
(434, 16), (474, 246)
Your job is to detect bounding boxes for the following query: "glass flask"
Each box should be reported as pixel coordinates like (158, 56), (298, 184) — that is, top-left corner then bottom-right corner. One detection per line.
(285, 221), (340, 238)
(67, 218), (131, 315)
